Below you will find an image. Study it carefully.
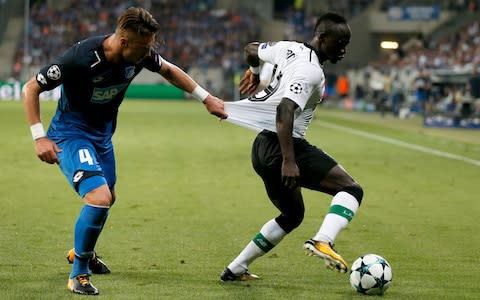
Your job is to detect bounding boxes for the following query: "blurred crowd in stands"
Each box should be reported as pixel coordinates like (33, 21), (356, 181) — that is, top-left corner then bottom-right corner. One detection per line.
(283, 0), (372, 41)
(343, 15), (480, 121)
(280, 0), (480, 120)
(285, 0), (480, 120)
(342, 62), (480, 121)
(12, 0), (259, 81)
(9, 0), (480, 122)
(380, 0), (479, 12)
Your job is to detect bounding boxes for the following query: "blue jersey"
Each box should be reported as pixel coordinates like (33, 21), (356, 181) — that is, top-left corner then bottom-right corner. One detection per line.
(36, 35), (163, 144)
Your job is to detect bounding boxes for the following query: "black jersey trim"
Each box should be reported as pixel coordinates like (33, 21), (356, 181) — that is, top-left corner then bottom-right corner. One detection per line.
(303, 42), (322, 63)
(73, 170), (104, 192)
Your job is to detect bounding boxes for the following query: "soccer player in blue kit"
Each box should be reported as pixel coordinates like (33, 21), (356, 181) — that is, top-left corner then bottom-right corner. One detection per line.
(23, 7), (227, 295)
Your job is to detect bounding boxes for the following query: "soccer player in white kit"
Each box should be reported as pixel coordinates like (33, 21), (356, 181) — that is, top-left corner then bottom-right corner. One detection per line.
(221, 12), (363, 281)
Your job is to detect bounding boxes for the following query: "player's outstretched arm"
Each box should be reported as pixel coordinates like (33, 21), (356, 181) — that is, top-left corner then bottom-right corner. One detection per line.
(158, 60), (228, 119)
(201, 94), (228, 119)
(22, 77), (61, 164)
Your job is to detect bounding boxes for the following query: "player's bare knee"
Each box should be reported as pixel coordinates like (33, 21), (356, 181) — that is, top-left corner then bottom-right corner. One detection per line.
(341, 184), (364, 205)
(83, 186), (112, 207)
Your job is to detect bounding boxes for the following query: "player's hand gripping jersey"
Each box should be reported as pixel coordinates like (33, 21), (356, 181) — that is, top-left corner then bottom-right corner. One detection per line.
(36, 35), (163, 142)
(225, 41), (326, 138)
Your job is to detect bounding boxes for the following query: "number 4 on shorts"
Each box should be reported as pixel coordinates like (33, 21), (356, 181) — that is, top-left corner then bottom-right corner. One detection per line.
(79, 149), (94, 165)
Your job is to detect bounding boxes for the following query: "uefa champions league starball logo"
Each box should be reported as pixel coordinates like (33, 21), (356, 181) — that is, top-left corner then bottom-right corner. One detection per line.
(46, 65), (62, 80)
(290, 82), (303, 94)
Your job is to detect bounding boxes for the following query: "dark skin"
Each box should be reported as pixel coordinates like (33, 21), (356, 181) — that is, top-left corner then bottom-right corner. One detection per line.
(239, 23), (359, 195)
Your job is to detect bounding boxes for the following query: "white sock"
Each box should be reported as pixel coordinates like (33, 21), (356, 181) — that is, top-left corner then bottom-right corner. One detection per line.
(228, 219), (286, 274)
(313, 191), (359, 244)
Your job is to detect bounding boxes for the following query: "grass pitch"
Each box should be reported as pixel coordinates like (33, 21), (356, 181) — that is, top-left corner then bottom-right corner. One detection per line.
(0, 100), (479, 299)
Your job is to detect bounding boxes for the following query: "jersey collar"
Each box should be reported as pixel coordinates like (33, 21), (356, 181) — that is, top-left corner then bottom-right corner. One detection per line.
(303, 42), (324, 65)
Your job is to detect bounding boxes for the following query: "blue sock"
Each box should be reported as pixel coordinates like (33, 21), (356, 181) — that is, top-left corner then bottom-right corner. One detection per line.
(70, 204), (109, 278)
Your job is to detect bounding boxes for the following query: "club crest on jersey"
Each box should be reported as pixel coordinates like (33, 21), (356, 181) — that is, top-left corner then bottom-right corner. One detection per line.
(290, 82), (303, 94)
(47, 65), (61, 80)
(125, 66), (135, 79)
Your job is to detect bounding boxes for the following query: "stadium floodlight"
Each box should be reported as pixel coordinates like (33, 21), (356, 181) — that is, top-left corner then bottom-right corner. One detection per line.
(380, 41), (399, 50)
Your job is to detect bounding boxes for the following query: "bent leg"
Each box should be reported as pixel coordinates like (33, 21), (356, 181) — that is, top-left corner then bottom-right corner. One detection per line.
(308, 165), (363, 244)
(265, 183), (305, 234)
(225, 132), (306, 276)
(71, 185), (111, 278)
(313, 164), (363, 202)
(55, 139), (116, 278)
(301, 159), (363, 272)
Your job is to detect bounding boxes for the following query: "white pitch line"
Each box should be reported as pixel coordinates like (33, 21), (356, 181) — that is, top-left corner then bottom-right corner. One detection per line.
(317, 120), (480, 167)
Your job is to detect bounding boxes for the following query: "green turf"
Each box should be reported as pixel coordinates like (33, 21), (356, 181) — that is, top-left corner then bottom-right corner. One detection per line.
(1, 100), (479, 299)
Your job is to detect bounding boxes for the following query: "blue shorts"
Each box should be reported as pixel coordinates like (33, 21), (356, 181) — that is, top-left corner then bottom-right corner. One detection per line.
(56, 138), (116, 197)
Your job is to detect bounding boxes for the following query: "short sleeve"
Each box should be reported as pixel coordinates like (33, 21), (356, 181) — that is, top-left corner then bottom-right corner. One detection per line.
(258, 41), (290, 65)
(36, 46), (82, 91)
(258, 42), (278, 64)
(282, 65), (324, 110)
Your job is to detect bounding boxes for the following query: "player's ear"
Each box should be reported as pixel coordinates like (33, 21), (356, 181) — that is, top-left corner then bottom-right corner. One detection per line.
(120, 38), (127, 48)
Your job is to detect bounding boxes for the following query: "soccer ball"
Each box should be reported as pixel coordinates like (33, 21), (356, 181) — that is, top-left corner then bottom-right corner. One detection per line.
(349, 254), (392, 295)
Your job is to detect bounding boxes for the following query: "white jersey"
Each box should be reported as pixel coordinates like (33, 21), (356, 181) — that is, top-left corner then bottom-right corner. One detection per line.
(225, 41), (325, 138)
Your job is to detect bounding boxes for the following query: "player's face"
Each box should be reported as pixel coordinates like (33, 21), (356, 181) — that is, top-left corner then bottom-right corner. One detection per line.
(321, 24), (351, 64)
(121, 32), (155, 64)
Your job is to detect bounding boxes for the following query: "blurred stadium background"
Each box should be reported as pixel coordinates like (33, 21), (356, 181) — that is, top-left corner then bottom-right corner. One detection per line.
(1, 2), (479, 298)
(0, 0), (479, 128)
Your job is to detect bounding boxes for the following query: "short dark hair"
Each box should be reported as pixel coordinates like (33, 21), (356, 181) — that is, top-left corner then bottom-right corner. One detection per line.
(313, 12), (347, 36)
(117, 7), (160, 35)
